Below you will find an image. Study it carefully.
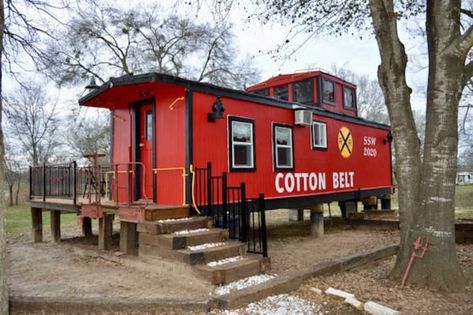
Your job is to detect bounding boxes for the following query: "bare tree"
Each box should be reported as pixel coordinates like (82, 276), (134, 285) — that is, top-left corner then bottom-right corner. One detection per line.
(253, 0), (473, 291)
(0, 2), (7, 312)
(42, 2), (259, 88)
(1, 1), (72, 311)
(5, 151), (23, 206)
(64, 110), (111, 163)
(4, 82), (60, 166)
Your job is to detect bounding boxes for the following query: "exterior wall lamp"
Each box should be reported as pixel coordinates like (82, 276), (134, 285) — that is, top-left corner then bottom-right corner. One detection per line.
(208, 96), (225, 122)
(85, 77), (99, 90)
(384, 131), (393, 144)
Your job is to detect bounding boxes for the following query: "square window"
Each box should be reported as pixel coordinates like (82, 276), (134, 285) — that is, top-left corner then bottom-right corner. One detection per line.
(274, 125), (293, 169)
(230, 118), (255, 170)
(322, 79), (335, 104)
(312, 121), (327, 149)
(343, 87), (355, 109)
(293, 79), (314, 104)
(274, 85), (289, 101)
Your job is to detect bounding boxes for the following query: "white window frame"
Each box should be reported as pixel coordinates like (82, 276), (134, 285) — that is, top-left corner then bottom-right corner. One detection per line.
(312, 121), (327, 149)
(274, 125), (293, 169)
(343, 86), (355, 109)
(230, 118), (255, 170)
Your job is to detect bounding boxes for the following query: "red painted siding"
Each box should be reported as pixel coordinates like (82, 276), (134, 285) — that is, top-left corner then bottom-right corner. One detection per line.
(154, 84), (186, 205)
(192, 91), (392, 201)
(112, 108), (133, 202)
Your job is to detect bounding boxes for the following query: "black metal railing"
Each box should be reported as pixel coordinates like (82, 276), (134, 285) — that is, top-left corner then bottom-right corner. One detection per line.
(245, 194), (268, 256)
(29, 161), (112, 204)
(30, 162), (78, 203)
(194, 162), (268, 257)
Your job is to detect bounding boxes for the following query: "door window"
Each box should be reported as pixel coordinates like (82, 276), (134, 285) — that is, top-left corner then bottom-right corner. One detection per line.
(145, 111), (152, 140)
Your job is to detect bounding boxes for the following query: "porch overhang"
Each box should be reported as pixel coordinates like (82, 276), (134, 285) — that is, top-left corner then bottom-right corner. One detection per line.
(79, 80), (159, 109)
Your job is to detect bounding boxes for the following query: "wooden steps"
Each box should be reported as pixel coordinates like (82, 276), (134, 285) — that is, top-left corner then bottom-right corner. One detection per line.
(137, 216), (270, 284)
(139, 228), (229, 250)
(118, 204), (191, 222)
(138, 217), (212, 234)
(196, 255), (271, 284)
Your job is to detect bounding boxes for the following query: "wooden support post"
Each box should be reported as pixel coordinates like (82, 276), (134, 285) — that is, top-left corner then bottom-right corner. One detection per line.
(50, 210), (61, 243)
(310, 204), (324, 237)
(381, 194), (392, 210)
(345, 201), (358, 217)
(82, 217), (93, 238)
(31, 207), (43, 243)
(120, 221), (138, 255)
(363, 196), (378, 210)
(98, 214), (113, 250)
(288, 209), (304, 221)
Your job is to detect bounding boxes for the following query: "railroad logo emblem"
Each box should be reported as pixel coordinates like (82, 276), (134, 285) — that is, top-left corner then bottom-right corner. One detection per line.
(338, 127), (353, 158)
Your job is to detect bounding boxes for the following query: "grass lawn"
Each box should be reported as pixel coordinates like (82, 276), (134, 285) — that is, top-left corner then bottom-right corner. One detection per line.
(6, 204), (77, 234)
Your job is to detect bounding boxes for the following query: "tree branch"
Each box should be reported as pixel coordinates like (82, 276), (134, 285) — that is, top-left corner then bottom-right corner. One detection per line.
(464, 60), (473, 85)
(461, 8), (473, 19)
(459, 24), (473, 56)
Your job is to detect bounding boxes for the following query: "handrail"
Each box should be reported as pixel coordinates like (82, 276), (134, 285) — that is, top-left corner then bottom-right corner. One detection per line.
(189, 165), (201, 215)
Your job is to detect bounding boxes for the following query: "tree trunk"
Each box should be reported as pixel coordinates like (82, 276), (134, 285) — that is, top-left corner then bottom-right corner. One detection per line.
(409, 0), (466, 290)
(8, 184), (12, 207)
(15, 181), (20, 206)
(369, 0), (466, 291)
(0, 0), (9, 312)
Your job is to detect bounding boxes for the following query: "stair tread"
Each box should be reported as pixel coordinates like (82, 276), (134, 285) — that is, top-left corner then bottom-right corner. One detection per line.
(178, 241), (243, 254)
(170, 228), (226, 238)
(197, 256), (259, 271)
(144, 216), (209, 225)
(145, 204), (190, 210)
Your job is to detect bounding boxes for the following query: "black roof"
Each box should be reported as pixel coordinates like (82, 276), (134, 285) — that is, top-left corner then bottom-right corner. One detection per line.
(79, 72), (390, 130)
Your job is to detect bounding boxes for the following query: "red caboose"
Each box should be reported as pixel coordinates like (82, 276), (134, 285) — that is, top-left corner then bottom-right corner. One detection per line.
(79, 69), (393, 212)
(29, 69), (393, 264)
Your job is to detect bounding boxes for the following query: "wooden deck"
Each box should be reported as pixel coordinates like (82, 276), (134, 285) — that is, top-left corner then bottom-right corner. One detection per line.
(29, 197), (191, 221)
(29, 197), (193, 254)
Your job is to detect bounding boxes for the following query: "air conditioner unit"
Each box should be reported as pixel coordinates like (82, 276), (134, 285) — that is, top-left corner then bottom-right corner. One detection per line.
(294, 109), (313, 126)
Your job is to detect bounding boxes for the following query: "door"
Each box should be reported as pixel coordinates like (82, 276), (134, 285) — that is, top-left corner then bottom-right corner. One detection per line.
(138, 104), (154, 200)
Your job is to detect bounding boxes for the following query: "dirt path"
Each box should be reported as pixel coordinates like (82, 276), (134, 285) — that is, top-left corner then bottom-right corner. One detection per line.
(266, 210), (399, 273)
(7, 226), (213, 301)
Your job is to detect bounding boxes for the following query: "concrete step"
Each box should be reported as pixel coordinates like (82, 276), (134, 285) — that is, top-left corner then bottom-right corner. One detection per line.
(139, 228), (229, 250)
(196, 255), (271, 285)
(138, 216), (213, 235)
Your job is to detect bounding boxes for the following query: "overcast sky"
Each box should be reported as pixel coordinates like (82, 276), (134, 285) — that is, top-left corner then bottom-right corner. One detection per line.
(5, 0), (429, 112)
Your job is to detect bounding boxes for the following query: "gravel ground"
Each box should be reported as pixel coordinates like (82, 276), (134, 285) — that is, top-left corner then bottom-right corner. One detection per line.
(211, 294), (323, 315)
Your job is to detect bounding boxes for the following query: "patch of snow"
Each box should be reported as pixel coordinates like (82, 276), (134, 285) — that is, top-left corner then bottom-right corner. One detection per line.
(212, 294), (322, 315)
(187, 242), (226, 251)
(214, 274), (277, 296)
(157, 217), (192, 223)
(174, 228), (210, 235)
(207, 256), (244, 267)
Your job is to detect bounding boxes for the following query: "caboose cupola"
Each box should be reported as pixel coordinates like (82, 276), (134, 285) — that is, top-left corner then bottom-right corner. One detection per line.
(246, 70), (357, 117)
